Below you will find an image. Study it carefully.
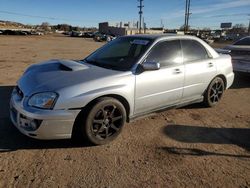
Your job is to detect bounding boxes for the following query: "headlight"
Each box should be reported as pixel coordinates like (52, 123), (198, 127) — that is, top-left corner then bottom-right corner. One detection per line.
(28, 92), (58, 109)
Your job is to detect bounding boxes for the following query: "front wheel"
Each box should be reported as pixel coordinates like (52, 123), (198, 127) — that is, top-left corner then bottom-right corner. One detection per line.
(82, 97), (126, 145)
(203, 77), (225, 107)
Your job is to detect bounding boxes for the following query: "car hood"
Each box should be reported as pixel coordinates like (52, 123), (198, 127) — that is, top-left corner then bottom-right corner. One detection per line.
(224, 45), (250, 61)
(18, 59), (122, 96)
(224, 45), (250, 51)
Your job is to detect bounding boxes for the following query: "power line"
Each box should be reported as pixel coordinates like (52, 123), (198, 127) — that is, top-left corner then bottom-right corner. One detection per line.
(0, 10), (99, 23)
(209, 13), (250, 18)
(0, 10), (57, 20)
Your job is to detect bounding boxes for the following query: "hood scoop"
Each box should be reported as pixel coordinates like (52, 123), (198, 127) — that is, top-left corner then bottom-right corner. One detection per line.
(24, 59), (90, 75)
(58, 59), (89, 71)
(59, 63), (73, 71)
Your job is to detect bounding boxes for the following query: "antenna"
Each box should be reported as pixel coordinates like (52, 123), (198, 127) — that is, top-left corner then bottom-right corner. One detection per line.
(138, 0), (144, 34)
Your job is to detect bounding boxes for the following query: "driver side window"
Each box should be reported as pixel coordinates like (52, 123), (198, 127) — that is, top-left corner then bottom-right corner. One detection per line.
(145, 40), (182, 67)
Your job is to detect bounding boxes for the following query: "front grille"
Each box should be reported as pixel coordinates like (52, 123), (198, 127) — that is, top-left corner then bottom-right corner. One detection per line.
(15, 86), (24, 99)
(231, 50), (250, 56)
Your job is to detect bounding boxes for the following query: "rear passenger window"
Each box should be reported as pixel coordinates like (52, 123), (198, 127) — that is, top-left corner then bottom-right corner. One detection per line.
(145, 40), (182, 67)
(181, 40), (209, 63)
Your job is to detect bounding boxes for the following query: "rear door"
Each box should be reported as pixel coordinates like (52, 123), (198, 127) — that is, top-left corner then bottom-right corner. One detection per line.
(134, 40), (184, 114)
(181, 39), (217, 102)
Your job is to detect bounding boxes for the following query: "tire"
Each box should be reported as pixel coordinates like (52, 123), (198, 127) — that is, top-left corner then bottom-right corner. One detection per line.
(203, 77), (225, 107)
(82, 97), (126, 145)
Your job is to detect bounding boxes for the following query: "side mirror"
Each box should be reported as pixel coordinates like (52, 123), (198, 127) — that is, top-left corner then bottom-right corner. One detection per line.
(142, 61), (160, 71)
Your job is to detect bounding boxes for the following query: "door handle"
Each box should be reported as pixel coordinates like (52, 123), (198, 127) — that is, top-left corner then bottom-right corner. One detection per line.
(173, 68), (182, 74)
(208, 62), (214, 67)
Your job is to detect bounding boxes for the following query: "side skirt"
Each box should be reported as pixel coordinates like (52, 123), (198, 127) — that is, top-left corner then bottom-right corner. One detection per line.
(128, 97), (204, 123)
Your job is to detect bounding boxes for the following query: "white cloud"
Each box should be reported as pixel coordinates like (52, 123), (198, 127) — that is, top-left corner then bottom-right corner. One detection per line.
(191, 0), (250, 14)
(162, 0), (250, 20)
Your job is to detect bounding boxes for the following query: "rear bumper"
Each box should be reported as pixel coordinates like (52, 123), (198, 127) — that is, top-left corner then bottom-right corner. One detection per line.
(9, 91), (80, 140)
(225, 72), (234, 89)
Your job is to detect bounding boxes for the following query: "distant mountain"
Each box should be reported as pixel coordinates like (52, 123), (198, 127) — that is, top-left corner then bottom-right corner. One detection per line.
(0, 20), (33, 29)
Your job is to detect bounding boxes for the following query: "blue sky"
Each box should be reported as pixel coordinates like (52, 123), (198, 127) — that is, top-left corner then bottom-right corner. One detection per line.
(0, 0), (249, 29)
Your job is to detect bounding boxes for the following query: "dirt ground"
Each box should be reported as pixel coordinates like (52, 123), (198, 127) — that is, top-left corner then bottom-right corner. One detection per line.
(0, 35), (249, 188)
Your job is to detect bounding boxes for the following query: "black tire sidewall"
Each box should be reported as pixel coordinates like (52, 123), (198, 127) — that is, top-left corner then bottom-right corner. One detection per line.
(205, 77), (225, 107)
(83, 97), (126, 145)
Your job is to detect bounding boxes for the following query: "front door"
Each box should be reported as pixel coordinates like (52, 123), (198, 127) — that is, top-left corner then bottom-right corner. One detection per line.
(134, 40), (184, 115)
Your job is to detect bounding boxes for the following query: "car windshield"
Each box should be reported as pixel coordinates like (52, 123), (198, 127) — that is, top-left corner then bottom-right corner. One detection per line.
(234, 37), (250, 46)
(84, 37), (152, 71)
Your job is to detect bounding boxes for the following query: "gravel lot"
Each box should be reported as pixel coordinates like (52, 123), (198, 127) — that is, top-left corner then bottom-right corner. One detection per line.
(0, 35), (249, 188)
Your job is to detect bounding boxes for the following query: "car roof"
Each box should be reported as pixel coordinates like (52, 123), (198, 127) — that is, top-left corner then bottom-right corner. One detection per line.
(233, 36), (250, 45)
(121, 34), (219, 58)
(122, 34), (200, 41)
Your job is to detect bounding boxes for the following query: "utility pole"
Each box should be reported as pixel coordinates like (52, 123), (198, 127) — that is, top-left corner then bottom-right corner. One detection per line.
(138, 0), (144, 34)
(184, 0), (191, 33)
(248, 19), (250, 35)
(161, 19), (164, 29)
(184, 0), (188, 32)
(186, 0), (191, 32)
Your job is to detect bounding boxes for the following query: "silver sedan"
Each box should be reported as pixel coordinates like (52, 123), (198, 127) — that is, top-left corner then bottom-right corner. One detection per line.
(10, 35), (234, 145)
(224, 36), (250, 73)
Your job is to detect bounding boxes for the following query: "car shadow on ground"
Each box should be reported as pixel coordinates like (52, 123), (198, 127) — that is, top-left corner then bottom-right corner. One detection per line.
(160, 124), (250, 158)
(0, 86), (91, 152)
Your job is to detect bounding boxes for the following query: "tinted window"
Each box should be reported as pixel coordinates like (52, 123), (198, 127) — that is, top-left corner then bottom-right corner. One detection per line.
(181, 40), (209, 62)
(85, 37), (152, 71)
(145, 40), (182, 67)
(234, 37), (250, 45)
(100, 40), (131, 58)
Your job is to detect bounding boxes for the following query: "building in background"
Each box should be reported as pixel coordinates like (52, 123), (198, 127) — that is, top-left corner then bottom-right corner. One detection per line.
(99, 22), (163, 36)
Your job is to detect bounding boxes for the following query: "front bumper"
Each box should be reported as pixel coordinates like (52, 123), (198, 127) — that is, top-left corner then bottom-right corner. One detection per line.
(232, 59), (250, 73)
(9, 91), (80, 140)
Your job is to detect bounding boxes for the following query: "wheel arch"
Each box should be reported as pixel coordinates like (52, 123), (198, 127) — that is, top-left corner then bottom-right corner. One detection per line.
(216, 74), (227, 89)
(78, 94), (131, 122)
(203, 74), (227, 96)
(71, 94), (131, 140)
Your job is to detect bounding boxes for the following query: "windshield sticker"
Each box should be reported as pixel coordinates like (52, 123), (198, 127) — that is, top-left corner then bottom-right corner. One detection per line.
(131, 40), (149, 45)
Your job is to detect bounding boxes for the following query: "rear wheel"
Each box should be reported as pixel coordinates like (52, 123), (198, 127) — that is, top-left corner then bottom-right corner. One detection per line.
(204, 77), (225, 107)
(82, 97), (126, 145)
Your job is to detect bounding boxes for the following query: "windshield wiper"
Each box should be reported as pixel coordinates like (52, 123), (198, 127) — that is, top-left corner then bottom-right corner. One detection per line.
(84, 59), (101, 66)
(84, 59), (114, 69)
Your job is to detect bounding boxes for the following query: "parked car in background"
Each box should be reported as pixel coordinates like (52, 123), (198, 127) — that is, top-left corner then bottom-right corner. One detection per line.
(93, 32), (107, 42)
(71, 31), (83, 37)
(31, 31), (44, 36)
(94, 32), (116, 42)
(83, 32), (95, 38)
(2, 30), (28, 35)
(218, 36), (250, 73)
(203, 37), (214, 45)
(10, 35), (234, 145)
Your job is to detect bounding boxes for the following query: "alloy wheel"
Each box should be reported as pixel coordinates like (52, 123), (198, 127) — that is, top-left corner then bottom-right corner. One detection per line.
(91, 104), (123, 140)
(209, 79), (224, 104)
